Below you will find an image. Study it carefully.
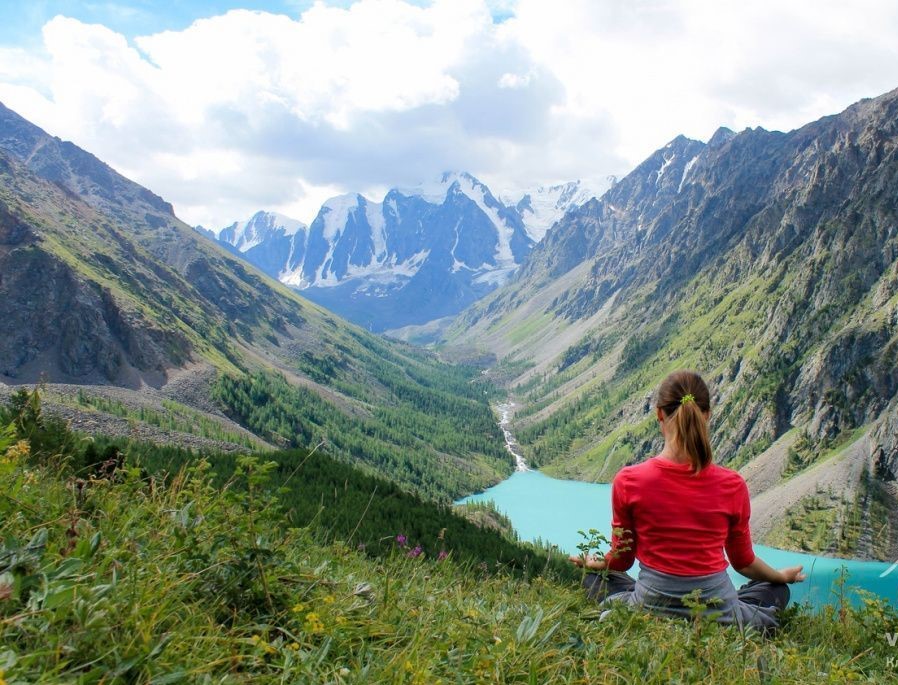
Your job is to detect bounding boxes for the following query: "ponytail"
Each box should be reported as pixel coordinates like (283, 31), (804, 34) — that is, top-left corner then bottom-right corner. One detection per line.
(656, 370), (712, 473)
(672, 396), (712, 472)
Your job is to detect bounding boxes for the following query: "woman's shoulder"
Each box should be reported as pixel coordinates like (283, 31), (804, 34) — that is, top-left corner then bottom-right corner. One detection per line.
(704, 462), (748, 488)
(615, 456), (663, 482)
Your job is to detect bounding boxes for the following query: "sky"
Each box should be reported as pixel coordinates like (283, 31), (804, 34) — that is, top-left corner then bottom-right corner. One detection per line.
(1, 0), (897, 229)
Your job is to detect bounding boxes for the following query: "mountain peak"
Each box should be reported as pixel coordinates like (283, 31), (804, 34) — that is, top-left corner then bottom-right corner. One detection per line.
(708, 126), (736, 148)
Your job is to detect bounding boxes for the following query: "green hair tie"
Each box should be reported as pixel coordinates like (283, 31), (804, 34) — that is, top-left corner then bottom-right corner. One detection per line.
(680, 393), (695, 406)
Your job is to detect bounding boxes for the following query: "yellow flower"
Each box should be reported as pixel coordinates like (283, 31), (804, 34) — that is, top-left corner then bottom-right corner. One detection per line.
(291, 602), (306, 613)
(404, 660), (414, 672)
(289, 642), (300, 651)
(0, 669), (6, 685)
(323, 594), (336, 604)
(335, 615), (347, 625)
(2, 439), (29, 464)
(304, 612), (325, 634)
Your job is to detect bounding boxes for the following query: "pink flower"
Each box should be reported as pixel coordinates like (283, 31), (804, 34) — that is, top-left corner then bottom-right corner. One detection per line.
(395, 534), (407, 548)
(407, 545), (423, 558)
(437, 550), (449, 562)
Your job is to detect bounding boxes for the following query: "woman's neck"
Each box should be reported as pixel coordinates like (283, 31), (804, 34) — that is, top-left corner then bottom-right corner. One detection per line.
(658, 441), (690, 465)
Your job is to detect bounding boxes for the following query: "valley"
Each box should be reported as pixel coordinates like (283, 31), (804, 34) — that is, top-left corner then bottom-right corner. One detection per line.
(3, 3), (898, 681)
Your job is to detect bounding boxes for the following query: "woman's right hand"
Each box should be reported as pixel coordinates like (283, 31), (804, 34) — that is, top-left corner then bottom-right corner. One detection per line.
(568, 554), (607, 571)
(778, 565), (806, 584)
(736, 557), (806, 584)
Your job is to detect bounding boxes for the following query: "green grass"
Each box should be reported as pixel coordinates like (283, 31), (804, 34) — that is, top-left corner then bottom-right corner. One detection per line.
(3, 434), (898, 682)
(505, 312), (554, 347)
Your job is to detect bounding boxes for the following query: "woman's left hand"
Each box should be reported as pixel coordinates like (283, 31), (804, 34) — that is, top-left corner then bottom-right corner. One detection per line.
(568, 554), (607, 570)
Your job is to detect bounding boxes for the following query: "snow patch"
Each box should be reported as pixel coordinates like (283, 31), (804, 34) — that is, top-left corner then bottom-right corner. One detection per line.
(455, 173), (514, 266)
(656, 153), (675, 185)
(678, 154), (701, 192)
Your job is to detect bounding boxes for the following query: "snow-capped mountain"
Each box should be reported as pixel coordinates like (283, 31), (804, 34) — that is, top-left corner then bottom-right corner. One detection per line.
(216, 211), (308, 279)
(502, 180), (602, 242)
(208, 172), (588, 331)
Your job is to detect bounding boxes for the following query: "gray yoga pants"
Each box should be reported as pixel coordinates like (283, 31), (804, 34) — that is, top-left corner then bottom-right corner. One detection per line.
(583, 569), (790, 631)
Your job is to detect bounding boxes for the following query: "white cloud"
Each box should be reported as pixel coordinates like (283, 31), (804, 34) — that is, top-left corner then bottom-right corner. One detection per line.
(1, 0), (897, 228)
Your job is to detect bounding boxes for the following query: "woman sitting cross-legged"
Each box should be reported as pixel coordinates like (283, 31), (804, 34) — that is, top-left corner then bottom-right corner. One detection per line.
(570, 370), (805, 632)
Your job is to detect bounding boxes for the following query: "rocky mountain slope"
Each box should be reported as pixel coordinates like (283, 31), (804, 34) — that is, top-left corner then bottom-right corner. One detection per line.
(210, 175), (596, 332)
(446, 87), (898, 558)
(0, 101), (511, 499)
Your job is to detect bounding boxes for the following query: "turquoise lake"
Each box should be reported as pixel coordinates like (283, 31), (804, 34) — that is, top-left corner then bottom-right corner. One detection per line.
(459, 469), (897, 607)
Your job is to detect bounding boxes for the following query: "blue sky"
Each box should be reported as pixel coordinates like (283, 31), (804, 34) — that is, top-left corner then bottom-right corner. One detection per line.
(0, 1), (513, 46)
(0, 2), (319, 44)
(0, 1), (895, 228)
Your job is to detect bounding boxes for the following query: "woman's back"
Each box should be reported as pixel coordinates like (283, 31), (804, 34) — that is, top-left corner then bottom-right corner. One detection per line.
(610, 457), (754, 576)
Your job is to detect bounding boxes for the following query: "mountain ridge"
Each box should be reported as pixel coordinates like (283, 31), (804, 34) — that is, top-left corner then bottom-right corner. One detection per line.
(209, 174), (598, 331)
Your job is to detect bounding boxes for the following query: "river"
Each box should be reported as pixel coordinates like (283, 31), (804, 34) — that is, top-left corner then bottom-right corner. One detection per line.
(459, 403), (897, 607)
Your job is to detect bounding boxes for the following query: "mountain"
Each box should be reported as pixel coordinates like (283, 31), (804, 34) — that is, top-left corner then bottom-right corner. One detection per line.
(0, 101), (511, 499)
(211, 173), (594, 332)
(445, 87), (898, 559)
(218, 211), (307, 277)
(501, 180), (602, 243)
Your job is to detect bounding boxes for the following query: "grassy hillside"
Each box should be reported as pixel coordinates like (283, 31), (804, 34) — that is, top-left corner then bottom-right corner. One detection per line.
(3, 407), (897, 683)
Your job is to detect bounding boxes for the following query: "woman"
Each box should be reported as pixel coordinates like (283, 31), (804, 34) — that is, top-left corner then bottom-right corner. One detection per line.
(570, 370), (805, 631)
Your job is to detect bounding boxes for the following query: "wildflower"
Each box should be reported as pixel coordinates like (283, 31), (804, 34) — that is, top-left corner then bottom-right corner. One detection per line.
(304, 611), (325, 634)
(323, 594), (335, 604)
(404, 660), (414, 672)
(289, 642), (300, 651)
(2, 440), (29, 464)
(0, 669), (6, 685)
(336, 615), (347, 625)
(407, 545), (423, 558)
(291, 602), (306, 613)
(438, 550), (449, 561)
(395, 534), (407, 548)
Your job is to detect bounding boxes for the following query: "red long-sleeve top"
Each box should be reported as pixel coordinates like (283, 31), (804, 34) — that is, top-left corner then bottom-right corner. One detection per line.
(603, 455), (756, 576)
